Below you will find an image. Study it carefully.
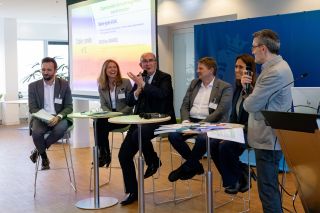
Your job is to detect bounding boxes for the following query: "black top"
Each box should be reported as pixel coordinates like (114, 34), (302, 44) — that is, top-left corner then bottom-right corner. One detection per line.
(229, 85), (249, 132)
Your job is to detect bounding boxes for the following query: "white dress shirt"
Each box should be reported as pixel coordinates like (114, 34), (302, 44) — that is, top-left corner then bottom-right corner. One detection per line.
(43, 80), (56, 115)
(190, 78), (214, 120)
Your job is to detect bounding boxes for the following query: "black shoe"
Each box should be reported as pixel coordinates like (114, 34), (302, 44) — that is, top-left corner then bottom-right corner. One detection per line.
(41, 157), (50, 170)
(30, 149), (39, 163)
(239, 169), (256, 193)
(180, 163), (204, 180)
(99, 154), (111, 167)
(120, 193), (138, 206)
(224, 181), (241, 194)
(168, 165), (185, 182)
(144, 160), (162, 179)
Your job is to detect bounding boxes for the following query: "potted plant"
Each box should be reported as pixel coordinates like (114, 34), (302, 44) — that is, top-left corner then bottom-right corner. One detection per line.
(22, 56), (69, 83)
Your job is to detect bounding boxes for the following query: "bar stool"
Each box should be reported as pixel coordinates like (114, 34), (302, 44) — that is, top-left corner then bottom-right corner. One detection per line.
(214, 147), (256, 212)
(146, 133), (175, 204)
(33, 125), (77, 197)
(149, 135), (205, 205)
(171, 137), (205, 204)
(89, 125), (130, 191)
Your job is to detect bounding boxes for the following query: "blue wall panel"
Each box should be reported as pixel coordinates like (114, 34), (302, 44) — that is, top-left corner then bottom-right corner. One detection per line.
(195, 10), (320, 86)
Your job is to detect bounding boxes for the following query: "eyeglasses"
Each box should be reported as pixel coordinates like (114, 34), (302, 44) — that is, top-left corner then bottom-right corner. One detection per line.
(141, 59), (155, 64)
(251, 44), (263, 51)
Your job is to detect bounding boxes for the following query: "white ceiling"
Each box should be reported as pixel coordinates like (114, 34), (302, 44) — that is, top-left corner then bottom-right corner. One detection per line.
(0, 0), (67, 24)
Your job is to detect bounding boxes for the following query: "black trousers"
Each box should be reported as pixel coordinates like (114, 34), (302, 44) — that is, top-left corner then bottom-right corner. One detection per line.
(118, 123), (160, 193)
(94, 118), (128, 156)
(169, 132), (246, 187)
(209, 138), (246, 187)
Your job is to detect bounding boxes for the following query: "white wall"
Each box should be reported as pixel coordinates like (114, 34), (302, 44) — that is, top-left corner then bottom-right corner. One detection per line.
(158, 0), (320, 26)
(17, 22), (68, 40)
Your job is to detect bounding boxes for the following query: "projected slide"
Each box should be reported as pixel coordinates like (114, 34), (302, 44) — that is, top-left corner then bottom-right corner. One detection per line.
(68, 0), (156, 97)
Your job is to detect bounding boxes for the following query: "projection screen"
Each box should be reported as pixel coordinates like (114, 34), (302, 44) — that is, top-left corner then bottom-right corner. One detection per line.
(67, 0), (157, 98)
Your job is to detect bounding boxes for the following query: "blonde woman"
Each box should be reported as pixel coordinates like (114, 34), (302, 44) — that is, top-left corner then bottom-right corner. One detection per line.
(95, 59), (132, 167)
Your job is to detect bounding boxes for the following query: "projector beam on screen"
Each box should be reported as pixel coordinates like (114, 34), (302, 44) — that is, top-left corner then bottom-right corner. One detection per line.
(68, 0), (157, 98)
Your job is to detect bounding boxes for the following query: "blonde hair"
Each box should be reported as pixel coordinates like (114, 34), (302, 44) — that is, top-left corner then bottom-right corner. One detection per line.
(97, 59), (122, 90)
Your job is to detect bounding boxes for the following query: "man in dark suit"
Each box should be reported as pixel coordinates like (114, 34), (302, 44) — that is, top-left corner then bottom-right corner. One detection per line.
(168, 57), (233, 182)
(118, 52), (176, 205)
(28, 57), (73, 170)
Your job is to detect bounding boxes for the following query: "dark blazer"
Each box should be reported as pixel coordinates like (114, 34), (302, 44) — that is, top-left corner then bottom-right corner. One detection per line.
(98, 78), (133, 115)
(28, 77), (73, 120)
(126, 69), (176, 124)
(229, 84), (249, 132)
(180, 78), (232, 123)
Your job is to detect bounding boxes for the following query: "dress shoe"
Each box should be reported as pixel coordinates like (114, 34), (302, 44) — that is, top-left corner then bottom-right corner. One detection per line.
(239, 170), (256, 193)
(168, 165), (184, 182)
(180, 163), (204, 180)
(120, 193), (138, 206)
(41, 157), (50, 170)
(144, 160), (162, 179)
(224, 181), (241, 194)
(99, 154), (111, 167)
(29, 149), (39, 163)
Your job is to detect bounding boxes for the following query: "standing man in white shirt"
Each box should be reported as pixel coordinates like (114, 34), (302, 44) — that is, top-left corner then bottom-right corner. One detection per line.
(168, 57), (232, 181)
(28, 57), (73, 170)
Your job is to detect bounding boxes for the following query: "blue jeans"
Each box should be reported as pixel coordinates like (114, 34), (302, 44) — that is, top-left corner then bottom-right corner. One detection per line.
(255, 149), (283, 213)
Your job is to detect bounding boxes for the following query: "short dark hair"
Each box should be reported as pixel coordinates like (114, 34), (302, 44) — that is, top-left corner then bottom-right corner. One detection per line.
(41, 57), (57, 70)
(198, 57), (218, 76)
(253, 29), (280, 54)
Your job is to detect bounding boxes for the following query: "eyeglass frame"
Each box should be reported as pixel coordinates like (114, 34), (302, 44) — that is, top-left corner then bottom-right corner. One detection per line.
(140, 59), (156, 64)
(251, 44), (264, 51)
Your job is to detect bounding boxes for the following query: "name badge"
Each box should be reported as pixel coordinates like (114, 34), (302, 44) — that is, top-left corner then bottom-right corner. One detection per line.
(118, 93), (125, 99)
(55, 98), (62, 104)
(209, 102), (218, 110)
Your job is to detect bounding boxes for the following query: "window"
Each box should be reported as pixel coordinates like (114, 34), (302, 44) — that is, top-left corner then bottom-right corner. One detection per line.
(17, 40), (44, 97)
(17, 40), (68, 98)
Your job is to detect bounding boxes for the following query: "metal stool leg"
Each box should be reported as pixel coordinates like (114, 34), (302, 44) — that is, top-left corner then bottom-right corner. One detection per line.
(170, 141), (204, 204)
(34, 153), (40, 198)
(63, 134), (77, 191)
(147, 136), (175, 205)
(89, 130), (125, 191)
(214, 148), (254, 212)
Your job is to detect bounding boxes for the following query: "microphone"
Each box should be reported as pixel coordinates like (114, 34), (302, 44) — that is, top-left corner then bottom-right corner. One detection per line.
(139, 113), (168, 119)
(141, 70), (148, 82)
(245, 65), (252, 94)
(141, 70), (148, 77)
(265, 72), (308, 110)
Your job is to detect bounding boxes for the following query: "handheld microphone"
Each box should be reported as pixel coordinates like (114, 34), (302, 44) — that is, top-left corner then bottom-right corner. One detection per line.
(141, 70), (148, 82)
(245, 65), (252, 94)
(141, 70), (148, 77)
(265, 72), (308, 110)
